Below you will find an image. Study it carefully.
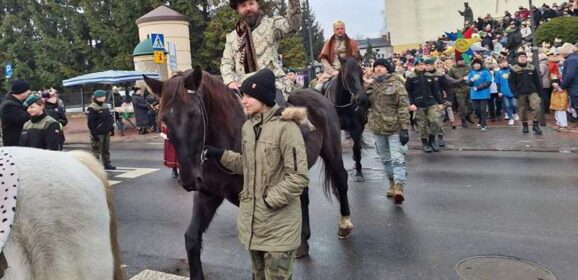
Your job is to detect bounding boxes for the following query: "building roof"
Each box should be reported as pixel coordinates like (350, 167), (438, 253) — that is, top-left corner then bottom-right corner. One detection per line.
(357, 37), (391, 49)
(136, 6), (189, 25)
(132, 39), (154, 56)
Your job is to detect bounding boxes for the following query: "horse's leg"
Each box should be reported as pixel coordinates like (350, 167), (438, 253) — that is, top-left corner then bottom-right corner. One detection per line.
(185, 191), (224, 280)
(296, 187), (311, 258)
(351, 129), (364, 182)
(321, 136), (354, 239)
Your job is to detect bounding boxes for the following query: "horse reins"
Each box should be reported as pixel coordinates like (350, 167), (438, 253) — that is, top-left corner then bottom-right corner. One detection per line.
(327, 70), (360, 111)
(193, 90), (237, 175)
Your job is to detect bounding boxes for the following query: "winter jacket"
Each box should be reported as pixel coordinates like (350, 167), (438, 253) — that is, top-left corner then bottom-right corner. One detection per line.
(509, 63), (542, 97)
(405, 71), (443, 108)
(550, 89), (569, 111)
(19, 113), (62, 151)
(495, 68), (514, 97)
(132, 94), (150, 127)
(561, 53), (578, 97)
(220, 105), (309, 252)
(0, 95), (30, 146)
(367, 74), (410, 135)
(86, 102), (114, 137)
(467, 69), (493, 100)
(431, 70), (455, 101)
(45, 101), (68, 127)
(505, 29), (522, 52)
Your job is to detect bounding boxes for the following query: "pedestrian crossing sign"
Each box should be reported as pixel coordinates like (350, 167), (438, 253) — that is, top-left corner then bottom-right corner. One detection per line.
(153, 51), (166, 64)
(151, 33), (165, 51)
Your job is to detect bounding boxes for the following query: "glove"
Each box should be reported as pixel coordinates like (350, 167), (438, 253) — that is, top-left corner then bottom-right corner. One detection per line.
(203, 146), (224, 161)
(399, 129), (409, 146)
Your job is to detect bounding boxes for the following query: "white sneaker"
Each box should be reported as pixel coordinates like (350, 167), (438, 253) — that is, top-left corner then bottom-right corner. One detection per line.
(508, 119), (515, 126)
(504, 114), (510, 120)
(514, 114), (519, 121)
(481, 126), (487, 131)
(476, 124), (481, 127)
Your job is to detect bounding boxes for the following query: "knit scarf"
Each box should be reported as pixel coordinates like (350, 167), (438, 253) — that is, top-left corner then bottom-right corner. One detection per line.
(236, 12), (264, 74)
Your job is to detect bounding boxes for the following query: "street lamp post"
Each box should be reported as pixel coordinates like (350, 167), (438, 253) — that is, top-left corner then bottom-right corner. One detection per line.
(528, 0), (541, 75)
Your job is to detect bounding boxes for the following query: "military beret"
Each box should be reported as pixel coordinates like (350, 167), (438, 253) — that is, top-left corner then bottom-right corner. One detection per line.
(23, 94), (42, 108)
(93, 90), (107, 98)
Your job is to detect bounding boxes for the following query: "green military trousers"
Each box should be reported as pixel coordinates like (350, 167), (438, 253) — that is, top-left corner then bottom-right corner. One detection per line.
(250, 250), (296, 280)
(91, 134), (111, 166)
(517, 92), (542, 122)
(415, 105), (443, 139)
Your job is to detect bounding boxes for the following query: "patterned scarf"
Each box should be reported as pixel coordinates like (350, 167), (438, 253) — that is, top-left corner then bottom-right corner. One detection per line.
(236, 12), (264, 74)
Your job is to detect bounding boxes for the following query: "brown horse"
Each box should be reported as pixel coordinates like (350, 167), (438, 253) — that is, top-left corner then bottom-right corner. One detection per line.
(144, 66), (353, 280)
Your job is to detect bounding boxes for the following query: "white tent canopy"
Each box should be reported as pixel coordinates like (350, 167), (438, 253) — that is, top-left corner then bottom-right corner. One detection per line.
(62, 70), (160, 87)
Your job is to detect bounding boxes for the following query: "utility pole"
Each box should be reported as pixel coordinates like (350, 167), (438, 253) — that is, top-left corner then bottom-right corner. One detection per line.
(304, 0), (315, 81)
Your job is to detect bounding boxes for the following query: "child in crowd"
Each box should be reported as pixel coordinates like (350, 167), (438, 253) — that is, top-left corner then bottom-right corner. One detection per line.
(550, 82), (569, 131)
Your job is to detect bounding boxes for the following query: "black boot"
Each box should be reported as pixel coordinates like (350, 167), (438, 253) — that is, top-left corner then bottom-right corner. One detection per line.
(438, 135), (446, 147)
(421, 138), (432, 153)
(522, 122), (529, 133)
(533, 121), (543, 135)
(429, 135), (440, 152)
(461, 118), (468, 128)
(104, 164), (116, 170)
(172, 168), (179, 178)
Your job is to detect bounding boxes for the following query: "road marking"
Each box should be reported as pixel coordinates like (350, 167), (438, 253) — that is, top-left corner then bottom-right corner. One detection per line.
(113, 167), (159, 179)
(130, 270), (187, 280)
(109, 180), (122, 186)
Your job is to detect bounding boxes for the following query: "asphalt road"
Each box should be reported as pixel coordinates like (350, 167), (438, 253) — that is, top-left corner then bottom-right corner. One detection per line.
(95, 142), (578, 280)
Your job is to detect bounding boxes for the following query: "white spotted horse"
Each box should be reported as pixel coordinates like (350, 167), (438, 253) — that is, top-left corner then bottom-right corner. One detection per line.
(0, 147), (123, 280)
(144, 66), (354, 280)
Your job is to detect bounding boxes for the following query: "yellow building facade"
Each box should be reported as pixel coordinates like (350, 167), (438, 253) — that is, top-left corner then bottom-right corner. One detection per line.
(385, 0), (560, 52)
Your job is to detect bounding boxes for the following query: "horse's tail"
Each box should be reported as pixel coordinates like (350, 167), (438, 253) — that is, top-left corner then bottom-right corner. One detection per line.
(68, 151), (124, 280)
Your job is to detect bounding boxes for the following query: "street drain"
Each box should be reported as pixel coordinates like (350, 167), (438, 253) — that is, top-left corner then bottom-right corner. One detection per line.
(456, 256), (556, 280)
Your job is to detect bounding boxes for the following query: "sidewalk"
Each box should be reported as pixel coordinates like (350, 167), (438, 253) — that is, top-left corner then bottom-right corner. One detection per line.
(64, 113), (578, 152)
(64, 113), (162, 144)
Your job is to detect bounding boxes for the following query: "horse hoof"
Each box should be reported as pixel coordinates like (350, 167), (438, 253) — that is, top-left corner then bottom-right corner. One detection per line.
(337, 227), (353, 239)
(295, 243), (309, 258)
(353, 175), (365, 182)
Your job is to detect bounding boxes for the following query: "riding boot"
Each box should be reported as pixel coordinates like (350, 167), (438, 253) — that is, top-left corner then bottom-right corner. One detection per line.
(421, 138), (432, 153)
(532, 121), (543, 135)
(522, 122), (530, 133)
(438, 135), (446, 147)
(429, 135), (439, 152)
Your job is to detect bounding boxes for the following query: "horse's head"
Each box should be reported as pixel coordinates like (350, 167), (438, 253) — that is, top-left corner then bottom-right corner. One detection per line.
(339, 57), (369, 109)
(144, 66), (206, 192)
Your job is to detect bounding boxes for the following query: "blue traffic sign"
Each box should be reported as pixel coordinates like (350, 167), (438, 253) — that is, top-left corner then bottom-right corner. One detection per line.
(151, 33), (165, 51)
(5, 64), (12, 79)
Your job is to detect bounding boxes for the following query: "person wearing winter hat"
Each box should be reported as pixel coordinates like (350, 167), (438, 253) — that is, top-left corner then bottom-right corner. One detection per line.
(558, 43), (578, 112)
(203, 68), (308, 279)
(222, 0), (301, 100)
(426, 58), (455, 145)
(509, 51), (543, 134)
(19, 94), (63, 150)
(447, 58), (475, 127)
(466, 59), (493, 131)
(405, 57), (444, 153)
(0, 79), (31, 146)
(367, 58), (410, 204)
(87, 90), (116, 170)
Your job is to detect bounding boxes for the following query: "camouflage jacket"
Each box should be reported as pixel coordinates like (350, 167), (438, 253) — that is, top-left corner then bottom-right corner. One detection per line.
(367, 74), (410, 135)
(221, 0), (301, 93)
(447, 64), (471, 92)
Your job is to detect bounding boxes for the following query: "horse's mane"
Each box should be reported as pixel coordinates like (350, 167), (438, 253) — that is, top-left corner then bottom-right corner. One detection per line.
(198, 72), (244, 137)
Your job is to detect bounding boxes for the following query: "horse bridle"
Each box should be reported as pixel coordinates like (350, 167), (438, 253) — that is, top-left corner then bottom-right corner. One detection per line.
(327, 70), (362, 111)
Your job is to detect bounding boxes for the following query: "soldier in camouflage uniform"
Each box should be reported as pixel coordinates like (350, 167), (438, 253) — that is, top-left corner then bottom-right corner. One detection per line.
(426, 58), (453, 147)
(447, 59), (475, 127)
(367, 59), (410, 204)
(222, 0), (301, 101)
(405, 59), (444, 153)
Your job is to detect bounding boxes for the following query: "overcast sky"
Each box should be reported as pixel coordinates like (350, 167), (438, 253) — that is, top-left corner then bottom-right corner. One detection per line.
(309, 0), (385, 40)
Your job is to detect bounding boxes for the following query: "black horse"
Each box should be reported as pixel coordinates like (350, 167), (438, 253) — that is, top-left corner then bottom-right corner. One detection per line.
(144, 67), (353, 280)
(324, 57), (369, 182)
